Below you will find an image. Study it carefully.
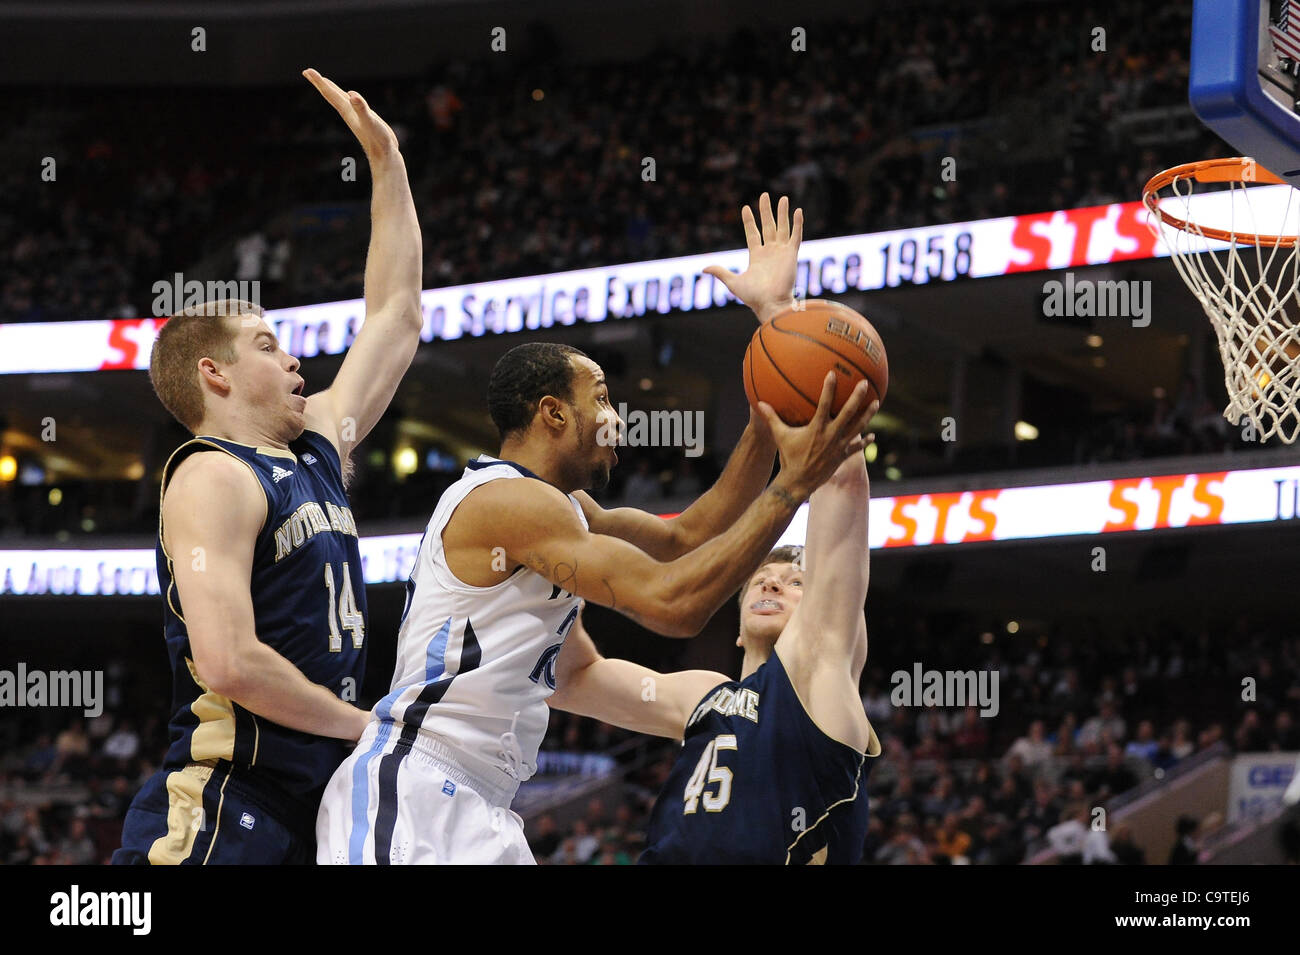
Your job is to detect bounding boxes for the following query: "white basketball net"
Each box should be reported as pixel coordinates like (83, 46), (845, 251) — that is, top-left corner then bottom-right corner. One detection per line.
(1147, 167), (1300, 443)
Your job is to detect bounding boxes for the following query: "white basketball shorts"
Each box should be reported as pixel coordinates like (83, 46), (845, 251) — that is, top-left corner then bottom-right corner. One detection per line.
(317, 721), (533, 865)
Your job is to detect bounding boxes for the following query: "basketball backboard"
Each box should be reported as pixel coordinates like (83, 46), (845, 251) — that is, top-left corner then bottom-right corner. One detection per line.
(1191, 0), (1300, 180)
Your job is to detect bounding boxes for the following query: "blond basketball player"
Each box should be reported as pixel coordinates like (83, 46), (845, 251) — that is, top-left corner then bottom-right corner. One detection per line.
(114, 70), (422, 865)
(550, 447), (879, 864)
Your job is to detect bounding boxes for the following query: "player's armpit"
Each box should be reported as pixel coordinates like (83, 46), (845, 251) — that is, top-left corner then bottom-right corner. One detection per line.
(548, 615), (727, 740)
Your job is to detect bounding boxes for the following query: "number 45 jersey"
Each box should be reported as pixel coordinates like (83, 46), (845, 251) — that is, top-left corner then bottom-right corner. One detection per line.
(640, 650), (881, 865)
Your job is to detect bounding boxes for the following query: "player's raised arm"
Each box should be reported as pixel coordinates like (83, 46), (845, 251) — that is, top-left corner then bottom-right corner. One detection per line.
(782, 444), (871, 673)
(547, 612), (727, 740)
(301, 68), (423, 458)
(575, 193), (805, 559)
(165, 454), (369, 742)
(476, 376), (877, 637)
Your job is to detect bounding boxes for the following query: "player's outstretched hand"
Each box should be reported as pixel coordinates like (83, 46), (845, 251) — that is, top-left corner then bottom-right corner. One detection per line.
(758, 372), (878, 501)
(303, 68), (400, 162)
(703, 192), (804, 325)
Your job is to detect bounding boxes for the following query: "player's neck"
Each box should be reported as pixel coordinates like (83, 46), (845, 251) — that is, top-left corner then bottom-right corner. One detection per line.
(740, 646), (773, 680)
(195, 413), (289, 451)
(495, 439), (570, 491)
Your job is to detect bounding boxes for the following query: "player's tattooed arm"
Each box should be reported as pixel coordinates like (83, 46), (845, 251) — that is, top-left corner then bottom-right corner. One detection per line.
(467, 381), (876, 637)
(301, 68), (422, 459)
(547, 612), (727, 740)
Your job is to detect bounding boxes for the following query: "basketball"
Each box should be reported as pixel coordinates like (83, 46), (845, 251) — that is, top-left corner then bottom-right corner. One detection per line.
(742, 299), (889, 426)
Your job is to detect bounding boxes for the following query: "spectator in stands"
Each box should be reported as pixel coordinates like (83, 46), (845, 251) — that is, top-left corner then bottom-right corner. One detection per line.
(101, 718), (140, 765)
(1197, 723), (1224, 751)
(1082, 817), (1118, 865)
(1167, 815), (1199, 865)
(875, 814), (927, 865)
(1125, 719), (1160, 763)
(584, 797), (609, 832)
(1088, 744), (1139, 798)
(57, 817), (97, 866)
(1049, 714), (1080, 756)
(933, 811), (972, 863)
(1234, 710), (1268, 752)
(1109, 823), (1146, 865)
(1078, 701), (1127, 751)
(1004, 719), (1052, 769)
(1046, 803), (1090, 864)
(528, 813), (562, 860)
(1170, 719), (1195, 760)
(1274, 711), (1300, 751)
(549, 836), (581, 866)
(922, 775), (962, 820)
(1020, 780), (1062, 841)
(570, 819), (600, 864)
(951, 706), (990, 755)
(50, 723), (90, 781)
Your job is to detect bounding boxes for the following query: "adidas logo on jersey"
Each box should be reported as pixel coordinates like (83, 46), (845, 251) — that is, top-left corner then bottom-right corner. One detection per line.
(271, 466), (294, 483)
(303, 453), (318, 465)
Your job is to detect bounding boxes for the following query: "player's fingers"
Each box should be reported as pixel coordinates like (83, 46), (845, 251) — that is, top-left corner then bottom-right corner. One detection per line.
(754, 401), (787, 438)
(749, 402), (776, 439)
(759, 192), (776, 244)
(832, 381), (873, 436)
(740, 204), (761, 252)
(843, 392), (878, 441)
(792, 207), (804, 247)
(843, 433), (868, 458)
(703, 265), (740, 297)
(304, 69), (349, 108)
(304, 70), (363, 132)
(856, 400), (881, 438)
(810, 371), (837, 427)
(776, 195), (790, 241)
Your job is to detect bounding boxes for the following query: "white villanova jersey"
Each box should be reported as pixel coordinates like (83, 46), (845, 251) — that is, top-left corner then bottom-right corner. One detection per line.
(375, 456), (586, 800)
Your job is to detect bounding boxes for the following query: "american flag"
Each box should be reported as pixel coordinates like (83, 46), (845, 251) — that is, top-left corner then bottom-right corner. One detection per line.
(1271, 0), (1300, 62)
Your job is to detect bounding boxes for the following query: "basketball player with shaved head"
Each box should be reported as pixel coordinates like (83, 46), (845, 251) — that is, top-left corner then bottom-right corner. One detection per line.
(113, 69), (423, 864)
(318, 194), (876, 864)
(550, 444), (879, 864)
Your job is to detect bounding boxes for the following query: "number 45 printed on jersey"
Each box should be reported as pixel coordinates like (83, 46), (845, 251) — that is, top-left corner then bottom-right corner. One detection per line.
(683, 735), (737, 814)
(324, 561), (365, 651)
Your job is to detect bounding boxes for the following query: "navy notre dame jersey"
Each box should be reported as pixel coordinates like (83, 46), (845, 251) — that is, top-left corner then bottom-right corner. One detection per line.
(155, 429), (367, 806)
(641, 651), (881, 865)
